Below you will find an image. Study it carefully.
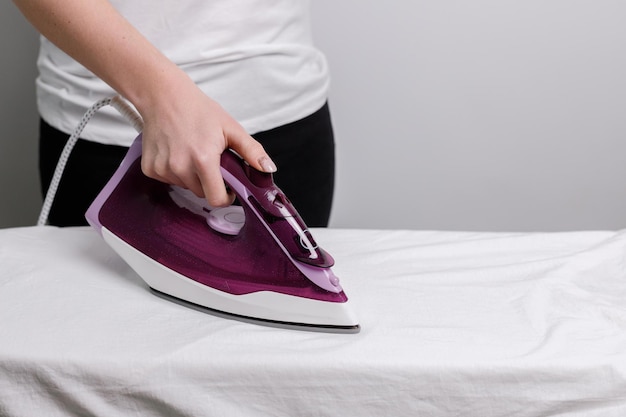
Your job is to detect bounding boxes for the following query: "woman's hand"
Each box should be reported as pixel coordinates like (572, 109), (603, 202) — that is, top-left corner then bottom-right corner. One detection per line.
(138, 73), (276, 207)
(13, 0), (276, 207)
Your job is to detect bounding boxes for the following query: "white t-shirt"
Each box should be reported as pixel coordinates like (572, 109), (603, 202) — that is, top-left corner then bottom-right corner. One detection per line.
(36, 0), (330, 146)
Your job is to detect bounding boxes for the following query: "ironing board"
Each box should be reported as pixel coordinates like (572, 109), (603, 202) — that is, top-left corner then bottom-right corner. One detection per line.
(1, 226), (626, 416)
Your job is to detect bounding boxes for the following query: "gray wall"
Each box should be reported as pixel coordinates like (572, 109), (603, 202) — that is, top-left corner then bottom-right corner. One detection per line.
(2, 1), (626, 231)
(311, 0), (626, 231)
(1, 3), (40, 228)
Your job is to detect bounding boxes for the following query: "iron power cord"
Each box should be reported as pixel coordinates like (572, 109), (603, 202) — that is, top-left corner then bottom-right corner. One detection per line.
(37, 95), (143, 226)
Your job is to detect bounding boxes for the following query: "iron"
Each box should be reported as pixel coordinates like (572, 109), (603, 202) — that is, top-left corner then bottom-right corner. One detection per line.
(86, 135), (360, 333)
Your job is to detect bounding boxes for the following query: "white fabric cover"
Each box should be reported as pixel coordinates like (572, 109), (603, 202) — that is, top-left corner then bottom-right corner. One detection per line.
(1, 226), (626, 416)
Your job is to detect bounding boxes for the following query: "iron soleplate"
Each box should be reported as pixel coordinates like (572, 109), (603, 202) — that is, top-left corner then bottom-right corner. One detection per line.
(149, 287), (361, 334)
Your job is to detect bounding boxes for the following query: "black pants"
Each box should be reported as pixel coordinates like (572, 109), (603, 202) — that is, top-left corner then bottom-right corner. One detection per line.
(40, 103), (335, 227)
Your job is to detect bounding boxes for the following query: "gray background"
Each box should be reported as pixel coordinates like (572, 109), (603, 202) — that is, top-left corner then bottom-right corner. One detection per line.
(2, 1), (625, 231)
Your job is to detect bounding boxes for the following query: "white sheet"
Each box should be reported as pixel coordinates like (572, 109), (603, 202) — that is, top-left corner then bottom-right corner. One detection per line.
(1, 226), (626, 416)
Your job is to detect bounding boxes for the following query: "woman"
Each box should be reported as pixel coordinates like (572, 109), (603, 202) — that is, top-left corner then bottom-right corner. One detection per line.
(13, 0), (335, 227)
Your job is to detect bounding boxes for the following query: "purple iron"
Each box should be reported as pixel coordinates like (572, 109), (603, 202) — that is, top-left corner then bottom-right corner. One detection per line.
(86, 135), (360, 333)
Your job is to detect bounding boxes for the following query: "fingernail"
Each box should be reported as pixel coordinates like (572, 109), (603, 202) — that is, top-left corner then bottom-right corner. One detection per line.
(258, 156), (277, 173)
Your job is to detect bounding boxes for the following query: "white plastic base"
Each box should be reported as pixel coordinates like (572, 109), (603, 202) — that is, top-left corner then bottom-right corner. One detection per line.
(102, 228), (360, 331)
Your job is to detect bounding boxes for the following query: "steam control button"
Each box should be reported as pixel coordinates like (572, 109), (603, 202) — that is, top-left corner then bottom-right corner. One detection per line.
(272, 193), (286, 209)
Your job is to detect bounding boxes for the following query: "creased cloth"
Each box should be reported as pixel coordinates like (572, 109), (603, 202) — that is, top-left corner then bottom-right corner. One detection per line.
(1, 226), (626, 416)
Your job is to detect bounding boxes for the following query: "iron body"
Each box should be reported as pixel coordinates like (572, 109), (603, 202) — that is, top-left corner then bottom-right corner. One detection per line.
(86, 136), (360, 333)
